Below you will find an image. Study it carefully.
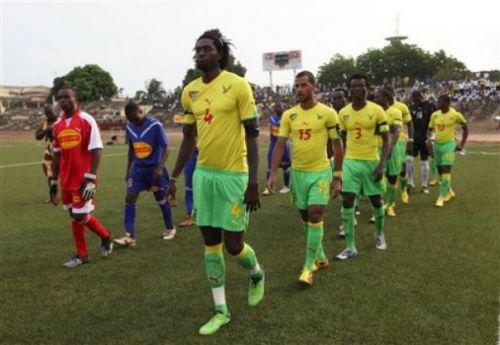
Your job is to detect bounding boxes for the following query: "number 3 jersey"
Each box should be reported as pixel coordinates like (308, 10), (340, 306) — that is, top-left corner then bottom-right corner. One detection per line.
(126, 116), (168, 166)
(52, 111), (103, 191)
(338, 101), (388, 161)
(180, 71), (258, 173)
(278, 102), (340, 172)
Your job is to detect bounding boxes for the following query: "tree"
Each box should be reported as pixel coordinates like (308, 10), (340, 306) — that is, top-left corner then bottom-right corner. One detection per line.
(181, 52), (247, 86)
(317, 54), (356, 87)
(49, 64), (118, 102)
(317, 43), (470, 86)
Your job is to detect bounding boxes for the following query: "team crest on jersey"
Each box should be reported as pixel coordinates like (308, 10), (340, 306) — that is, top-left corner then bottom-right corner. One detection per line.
(133, 141), (153, 159)
(290, 113), (298, 121)
(317, 113), (323, 120)
(367, 114), (374, 120)
(58, 128), (81, 149)
(189, 91), (199, 100)
(222, 84), (232, 94)
(343, 115), (350, 122)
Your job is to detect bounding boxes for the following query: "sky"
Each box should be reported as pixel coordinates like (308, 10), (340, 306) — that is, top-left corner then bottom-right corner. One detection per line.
(1, 0), (499, 96)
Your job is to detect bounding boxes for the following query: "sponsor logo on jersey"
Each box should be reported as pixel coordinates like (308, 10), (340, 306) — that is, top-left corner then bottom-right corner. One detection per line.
(58, 128), (81, 149)
(222, 84), (232, 94)
(133, 142), (153, 159)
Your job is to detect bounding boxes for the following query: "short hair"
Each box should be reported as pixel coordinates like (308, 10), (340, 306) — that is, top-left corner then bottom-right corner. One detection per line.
(378, 88), (392, 99)
(125, 101), (139, 117)
(295, 70), (316, 85)
(333, 88), (348, 98)
(58, 86), (77, 98)
(197, 29), (232, 69)
(348, 73), (369, 86)
(438, 94), (451, 104)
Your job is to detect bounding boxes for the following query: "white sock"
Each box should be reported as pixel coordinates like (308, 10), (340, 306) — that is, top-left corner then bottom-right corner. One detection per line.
(406, 156), (415, 186)
(421, 160), (430, 188)
(250, 262), (262, 276)
(211, 286), (226, 307)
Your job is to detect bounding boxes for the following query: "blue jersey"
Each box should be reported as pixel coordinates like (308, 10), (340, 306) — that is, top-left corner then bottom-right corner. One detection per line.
(269, 114), (281, 143)
(126, 116), (168, 166)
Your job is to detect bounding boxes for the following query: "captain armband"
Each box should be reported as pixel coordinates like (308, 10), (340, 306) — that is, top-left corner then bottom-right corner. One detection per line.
(244, 123), (260, 138)
(377, 122), (389, 133)
(327, 124), (341, 139)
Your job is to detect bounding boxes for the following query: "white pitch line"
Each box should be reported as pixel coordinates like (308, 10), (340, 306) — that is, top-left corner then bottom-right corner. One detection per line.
(0, 152), (127, 169)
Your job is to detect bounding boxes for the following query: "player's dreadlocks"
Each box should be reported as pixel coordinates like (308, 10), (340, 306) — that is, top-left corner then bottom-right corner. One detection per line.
(197, 29), (232, 69)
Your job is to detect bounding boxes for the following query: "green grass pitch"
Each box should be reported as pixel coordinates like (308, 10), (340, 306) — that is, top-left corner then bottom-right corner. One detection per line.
(0, 139), (499, 345)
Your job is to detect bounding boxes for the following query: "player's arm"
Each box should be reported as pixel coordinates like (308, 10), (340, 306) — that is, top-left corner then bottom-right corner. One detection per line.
(375, 110), (390, 182)
(244, 118), (261, 212)
(125, 133), (133, 181)
(267, 138), (287, 193)
(457, 120), (469, 151)
(167, 123), (197, 207)
(35, 121), (47, 140)
(331, 138), (343, 199)
(153, 125), (170, 181)
(388, 124), (401, 157)
(340, 130), (347, 156)
(406, 119), (414, 154)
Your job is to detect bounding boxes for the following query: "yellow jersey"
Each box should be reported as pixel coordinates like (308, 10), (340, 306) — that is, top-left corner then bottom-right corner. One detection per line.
(391, 101), (411, 141)
(339, 101), (389, 161)
(278, 102), (340, 172)
(429, 107), (467, 143)
(377, 106), (403, 147)
(180, 71), (258, 172)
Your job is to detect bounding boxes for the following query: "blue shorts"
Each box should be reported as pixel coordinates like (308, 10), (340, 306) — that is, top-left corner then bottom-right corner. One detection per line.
(127, 164), (169, 194)
(267, 140), (291, 169)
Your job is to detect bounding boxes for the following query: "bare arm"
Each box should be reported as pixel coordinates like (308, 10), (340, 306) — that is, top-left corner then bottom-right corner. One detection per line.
(457, 124), (469, 150)
(89, 149), (102, 175)
(341, 131), (347, 156)
(266, 138), (286, 193)
(52, 151), (60, 180)
(389, 125), (400, 156)
(375, 132), (389, 182)
(243, 118), (260, 212)
(330, 138), (344, 198)
(126, 142), (133, 181)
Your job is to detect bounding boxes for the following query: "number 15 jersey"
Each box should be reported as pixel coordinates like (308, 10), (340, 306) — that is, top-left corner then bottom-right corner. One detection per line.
(278, 102), (339, 172)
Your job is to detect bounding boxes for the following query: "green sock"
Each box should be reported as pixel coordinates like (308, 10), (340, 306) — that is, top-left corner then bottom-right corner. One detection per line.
(303, 221), (325, 261)
(373, 206), (385, 237)
(341, 207), (356, 251)
(399, 174), (408, 191)
(305, 222), (324, 270)
(439, 173), (451, 198)
(236, 243), (263, 278)
(204, 244), (227, 314)
(386, 182), (398, 206)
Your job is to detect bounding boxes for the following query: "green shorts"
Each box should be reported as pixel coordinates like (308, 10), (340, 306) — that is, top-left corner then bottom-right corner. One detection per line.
(433, 141), (456, 166)
(291, 168), (332, 210)
(386, 143), (402, 176)
(342, 159), (384, 196)
(193, 166), (248, 232)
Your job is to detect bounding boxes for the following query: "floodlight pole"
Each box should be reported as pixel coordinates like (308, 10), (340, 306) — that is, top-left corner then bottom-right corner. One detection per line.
(269, 71), (273, 89)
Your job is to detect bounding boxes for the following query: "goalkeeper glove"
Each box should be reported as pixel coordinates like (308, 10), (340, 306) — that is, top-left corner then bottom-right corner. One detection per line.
(81, 173), (97, 202)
